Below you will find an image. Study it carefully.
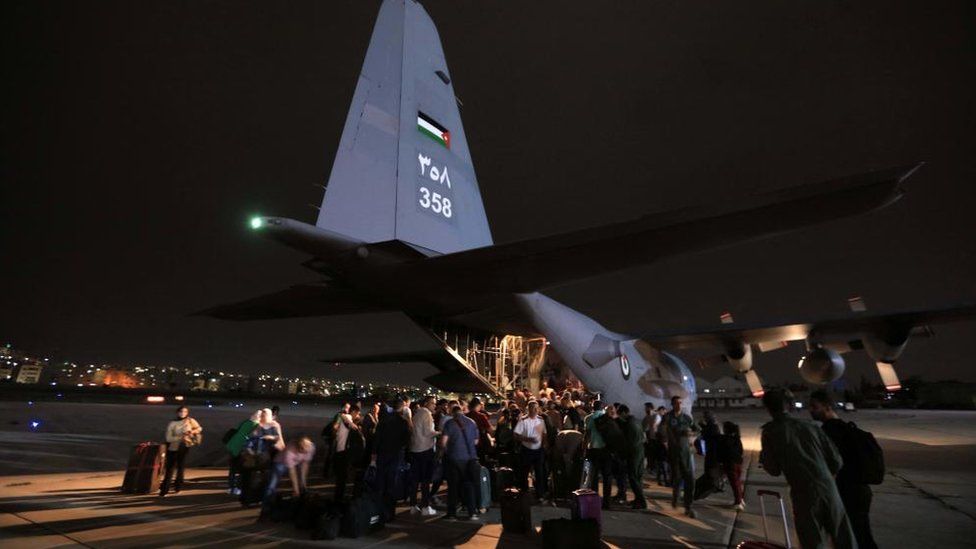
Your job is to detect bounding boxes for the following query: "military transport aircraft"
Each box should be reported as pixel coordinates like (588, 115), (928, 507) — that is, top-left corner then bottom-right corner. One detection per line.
(201, 0), (973, 412)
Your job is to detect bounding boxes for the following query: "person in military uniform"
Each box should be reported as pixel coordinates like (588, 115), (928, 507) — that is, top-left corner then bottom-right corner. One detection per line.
(760, 388), (857, 549)
(618, 405), (647, 509)
(662, 395), (699, 517)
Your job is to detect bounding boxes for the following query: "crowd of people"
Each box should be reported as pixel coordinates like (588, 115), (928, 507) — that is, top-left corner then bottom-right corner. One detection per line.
(158, 380), (880, 548)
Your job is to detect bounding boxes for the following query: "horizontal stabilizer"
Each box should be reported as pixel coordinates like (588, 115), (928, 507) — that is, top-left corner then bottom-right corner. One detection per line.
(387, 164), (922, 294)
(195, 284), (391, 321)
(323, 328), (502, 396)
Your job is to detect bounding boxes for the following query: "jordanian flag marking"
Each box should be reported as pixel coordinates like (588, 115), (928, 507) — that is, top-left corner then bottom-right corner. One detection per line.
(417, 112), (451, 149)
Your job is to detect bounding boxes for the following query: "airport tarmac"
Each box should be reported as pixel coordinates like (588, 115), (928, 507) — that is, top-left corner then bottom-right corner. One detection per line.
(1, 402), (974, 547)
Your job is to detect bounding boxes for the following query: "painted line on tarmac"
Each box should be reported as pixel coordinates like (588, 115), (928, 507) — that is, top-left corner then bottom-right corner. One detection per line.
(889, 471), (976, 522)
(4, 510), (95, 548)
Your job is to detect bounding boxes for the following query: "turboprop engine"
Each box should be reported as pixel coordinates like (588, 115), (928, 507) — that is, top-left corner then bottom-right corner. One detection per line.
(861, 330), (910, 364)
(798, 347), (846, 384)
(725, 343), (753, 373)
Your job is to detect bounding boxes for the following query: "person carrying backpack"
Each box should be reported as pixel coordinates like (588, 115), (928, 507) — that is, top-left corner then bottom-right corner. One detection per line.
(810, 389), (880, 549)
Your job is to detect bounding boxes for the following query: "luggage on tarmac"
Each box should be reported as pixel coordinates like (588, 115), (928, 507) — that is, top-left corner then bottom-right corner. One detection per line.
(492, 466), (514, 501)
(295, 492), (332, 530)
(551, 466), (572, 500)
(394, 459), (412, 502)
(271, 493), (302, 523)
(239, 468), (267, 507)
(121, 442), (166, 494)
(341, 492), (385, 538)
(500, 487), (532, 533)
(737, 490), (792, 549)
(478, 465), (492, 510)
(541, 517), (601, 549)
(570, 488), (602, 531)
(312, 512), (342, 541)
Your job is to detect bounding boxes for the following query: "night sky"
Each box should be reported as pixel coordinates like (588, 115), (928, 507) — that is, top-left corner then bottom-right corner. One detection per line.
(3, 1), (975, 386)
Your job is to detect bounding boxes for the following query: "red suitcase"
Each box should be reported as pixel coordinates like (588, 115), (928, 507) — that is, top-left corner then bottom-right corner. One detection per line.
(736, 490), (792, 549)
(121, 442), (166, 494)
(570, 488), (602, 532)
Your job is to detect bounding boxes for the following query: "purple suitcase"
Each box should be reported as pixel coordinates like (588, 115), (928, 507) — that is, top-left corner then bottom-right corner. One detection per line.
(570, 488), (602, 531)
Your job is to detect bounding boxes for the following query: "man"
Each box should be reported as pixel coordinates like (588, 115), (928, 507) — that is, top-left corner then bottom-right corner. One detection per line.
(429, 399), (460, 504)
(583, 400), (613, 510)
(618, 405), (647, 509)
(440, 404), (482, 520)
(322, 402), (350, 480)
(662, 395), (699, 517)
(261, 436), (315, 519)
(333, 404), (361, 502)
(810, 389), (878, 549)
(760, 388), (856, 549)
(409, 396), (439, 516)
(642, 403), (659, 472)
(513, 399), (549, 502)
(466, 397), (494, 463)
(372, 397), (411, 521)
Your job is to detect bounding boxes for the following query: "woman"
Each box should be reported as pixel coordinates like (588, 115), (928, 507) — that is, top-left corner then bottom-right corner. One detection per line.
(254, 407), (284, 456)
(224, 410), (261, 494)
(160, 405), (203, 497)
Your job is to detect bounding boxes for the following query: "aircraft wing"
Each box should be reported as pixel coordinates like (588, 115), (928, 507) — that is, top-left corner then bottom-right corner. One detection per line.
(641, 302), (976, 350)
(388, 164), (921, 294)
(195, 283), (392, 320)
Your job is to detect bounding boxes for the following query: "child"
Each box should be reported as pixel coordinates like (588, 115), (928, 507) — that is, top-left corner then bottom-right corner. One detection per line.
(719, 421), (745, 509)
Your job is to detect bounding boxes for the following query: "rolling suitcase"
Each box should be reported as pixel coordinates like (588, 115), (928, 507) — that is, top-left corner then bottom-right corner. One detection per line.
(500, 487), (532, 533)
(570, 488), (602, 531)
(492, 466), (514, 501)
(551, 466), (571, 500)
(541, 517), (600, 549)
(736, 490), (792, 549)
(121, 442), (166, 494)
(239, 468), (267, 508)
(478, 465), (492, 510)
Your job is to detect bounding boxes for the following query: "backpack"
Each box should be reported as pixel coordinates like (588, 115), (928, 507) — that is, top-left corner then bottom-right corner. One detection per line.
(593, 413), (626, 454)
(845, 422), (885, 485)
(221, 427), (237, 445)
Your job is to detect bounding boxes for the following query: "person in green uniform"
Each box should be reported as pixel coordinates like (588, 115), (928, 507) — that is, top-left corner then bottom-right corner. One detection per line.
(618, 405), (647, 509)
(662, 395), (699, 517)
(225, 410), (260, 494)
(760, 388), (857, 549)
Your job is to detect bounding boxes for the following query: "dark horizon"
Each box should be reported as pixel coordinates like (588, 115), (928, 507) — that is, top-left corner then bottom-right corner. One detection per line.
(3, 0), (975, 386)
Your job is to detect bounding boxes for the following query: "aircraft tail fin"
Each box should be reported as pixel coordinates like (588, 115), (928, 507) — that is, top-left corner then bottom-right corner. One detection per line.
(316, 0), (492, 255)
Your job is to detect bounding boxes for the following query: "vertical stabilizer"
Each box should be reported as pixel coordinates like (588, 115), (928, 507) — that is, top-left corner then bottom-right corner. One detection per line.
(316, 0), (493, 254)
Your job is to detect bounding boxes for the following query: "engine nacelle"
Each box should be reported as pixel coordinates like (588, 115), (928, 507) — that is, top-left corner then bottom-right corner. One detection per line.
(798, 347), (846, 384)
(725, 343), (753, 373)
(861, 330), (909, 364)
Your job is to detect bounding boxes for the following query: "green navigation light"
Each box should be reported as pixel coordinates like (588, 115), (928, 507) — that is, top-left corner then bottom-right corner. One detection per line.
(250, 217), (263, 230)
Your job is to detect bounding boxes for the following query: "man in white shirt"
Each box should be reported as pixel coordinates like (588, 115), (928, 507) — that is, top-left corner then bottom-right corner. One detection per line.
(408, 396), (439, 516)
(513, 400), (549, 501)
(333, 405), (360, 502)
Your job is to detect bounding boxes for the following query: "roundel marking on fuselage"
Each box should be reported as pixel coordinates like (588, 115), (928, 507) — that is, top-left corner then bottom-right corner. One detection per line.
(620, 354), (631, 380)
